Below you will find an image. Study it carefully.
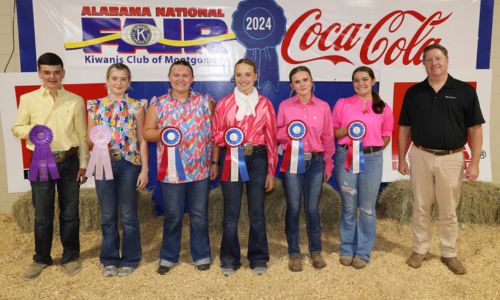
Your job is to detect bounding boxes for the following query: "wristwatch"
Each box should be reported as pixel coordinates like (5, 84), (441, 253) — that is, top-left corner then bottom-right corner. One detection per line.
(211, 160), (221, 166)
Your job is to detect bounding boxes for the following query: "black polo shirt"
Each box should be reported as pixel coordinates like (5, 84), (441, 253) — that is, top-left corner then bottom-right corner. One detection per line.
(398, 74), (485, 150)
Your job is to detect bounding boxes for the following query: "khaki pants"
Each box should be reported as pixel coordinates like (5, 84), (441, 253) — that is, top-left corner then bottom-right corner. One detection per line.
(409, 146), (464, 258)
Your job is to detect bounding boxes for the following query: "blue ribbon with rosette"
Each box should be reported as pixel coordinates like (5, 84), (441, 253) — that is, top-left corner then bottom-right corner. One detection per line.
(222, 127), (249, 182)
(345, 121), (366, 174)
(280, 120), (306, 174)
(28, 125), (60, 182)
(232, 0), (286, 92)
(158, 127), (186, 182)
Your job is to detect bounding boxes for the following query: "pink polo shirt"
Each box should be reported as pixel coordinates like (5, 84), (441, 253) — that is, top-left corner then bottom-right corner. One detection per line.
(212, 92), (278, 176)
(277, 95), (335, 176)
(331, 95), (394, 146)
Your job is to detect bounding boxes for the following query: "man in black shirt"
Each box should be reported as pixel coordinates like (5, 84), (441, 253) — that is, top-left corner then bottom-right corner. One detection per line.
(397, 44), (484, 275)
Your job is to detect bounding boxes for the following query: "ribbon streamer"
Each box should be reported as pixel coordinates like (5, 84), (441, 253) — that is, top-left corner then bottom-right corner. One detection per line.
(344, 121), (367, 174)
(221, 127), (249, 182)
(280, 120), (306, 174)
(157, 127), (186, 182)
(85, 125), (114, 180)
(28, 125), (60, 182)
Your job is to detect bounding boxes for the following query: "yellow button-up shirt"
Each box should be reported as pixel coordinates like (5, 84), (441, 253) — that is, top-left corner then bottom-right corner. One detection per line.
(11, 86), (89, 168)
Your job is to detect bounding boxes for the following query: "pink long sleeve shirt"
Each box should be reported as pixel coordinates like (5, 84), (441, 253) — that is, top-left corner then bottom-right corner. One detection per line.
(276, 95), (335, 176)
(212, 92), (278, 176)
(331, 95), (394, 146)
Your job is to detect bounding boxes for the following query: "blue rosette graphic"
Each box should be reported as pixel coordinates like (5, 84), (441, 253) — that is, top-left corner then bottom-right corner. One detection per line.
(232, 0), (287, 92)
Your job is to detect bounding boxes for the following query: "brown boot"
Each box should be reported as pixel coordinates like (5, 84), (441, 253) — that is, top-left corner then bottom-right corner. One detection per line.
(311, 253), (326, 269)
(352, 256), (368, 269)
(407, 252), (427, 269)
(441, 257), (466, 275)
(288, 256), (302, 272)
(339, 256), (354, 266)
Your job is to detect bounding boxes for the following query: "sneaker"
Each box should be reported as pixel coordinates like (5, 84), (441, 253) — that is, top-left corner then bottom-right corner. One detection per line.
(22, 262), (48, 280)
(339, 256), (354, 266)
(103, 266), (118, 277)
(157, 265), (170, 275)
(252, 266), (267, 275)
(221, 267), (236, 277)
(63, 260), (81, 276)
(117, 266), (135, 277)
(407, 252), (427, 269)
(441, 257), (466, 275)
(197, 264), (210, 271)
(288, 256), (302, 272)
(352, 256), (368, 269)
(311, 253), (326, 269)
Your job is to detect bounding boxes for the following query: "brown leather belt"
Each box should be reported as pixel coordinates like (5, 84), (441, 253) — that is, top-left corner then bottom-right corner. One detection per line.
(304, 152), (322, 160)
(109, 149), (123, 161)
(415, 144), (463, 156)
(339, 144), (383, 154)
(52, 147), (79, 163)
(242, 144), (266, 156)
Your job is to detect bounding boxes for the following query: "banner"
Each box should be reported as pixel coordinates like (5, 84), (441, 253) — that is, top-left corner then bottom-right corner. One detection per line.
(2, 0), (494, 204)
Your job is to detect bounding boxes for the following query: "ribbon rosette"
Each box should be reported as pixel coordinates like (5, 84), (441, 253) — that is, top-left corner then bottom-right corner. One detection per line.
(232, 0), (286, 91)
(85, 125), (114, 180)
(221, 127), (249, 182)
(157, 127), (186, 182)
(280, 120), (306, 174)
(345, 121), (367, 174)
(28, 125), (60, 182)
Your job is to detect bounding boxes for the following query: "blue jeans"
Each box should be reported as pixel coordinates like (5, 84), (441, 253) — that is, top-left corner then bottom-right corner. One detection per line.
(159, 178), (210, 267)
(95, 160), (142, 268)
(220, 148), (269, 269)
(282, 155), (324, 256)
(30, 154), (80, 265)
(334, 145), (383, 261)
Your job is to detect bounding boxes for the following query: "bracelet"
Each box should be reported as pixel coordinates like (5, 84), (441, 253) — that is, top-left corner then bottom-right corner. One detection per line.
(211, 160), (221, 166)
(340, 128), (344, 137)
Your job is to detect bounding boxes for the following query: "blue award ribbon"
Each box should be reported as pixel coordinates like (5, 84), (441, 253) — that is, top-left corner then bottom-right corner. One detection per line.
(223, 127), (249, 182)
(347, 121), (367, 174)
(232, 0), (286, 92)
(237, 146), (250, 181)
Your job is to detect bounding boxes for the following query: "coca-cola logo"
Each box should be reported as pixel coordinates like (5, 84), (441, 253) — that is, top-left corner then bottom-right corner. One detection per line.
(281, 9), (452, 66)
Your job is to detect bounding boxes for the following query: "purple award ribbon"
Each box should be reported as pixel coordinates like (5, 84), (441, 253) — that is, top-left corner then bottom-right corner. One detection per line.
(29, 125), (60, 182)
(85, 125), (113, 180)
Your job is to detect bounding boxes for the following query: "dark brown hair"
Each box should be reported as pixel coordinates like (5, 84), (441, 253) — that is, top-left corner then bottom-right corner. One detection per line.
(423, 44), (448, 60)
(352, 66), (385, 114)
(169, 60), (194, 76)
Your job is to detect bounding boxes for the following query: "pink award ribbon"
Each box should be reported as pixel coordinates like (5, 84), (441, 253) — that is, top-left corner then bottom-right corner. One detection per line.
(85, 125), (113, 180)
(28, 125), (60, 182)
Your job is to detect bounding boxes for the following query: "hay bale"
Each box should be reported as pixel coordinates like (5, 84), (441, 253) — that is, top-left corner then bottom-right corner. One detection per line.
(208, 179), (341, 231)
(11, 188), (155, 233)
(379, 180), (500, 224)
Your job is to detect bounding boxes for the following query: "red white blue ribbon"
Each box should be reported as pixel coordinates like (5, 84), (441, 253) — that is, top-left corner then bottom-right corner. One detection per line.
(85, 125), (113, 180)
(28, 125), (60, 182)
(280, 120), (306, 174)
(158, 127), (186, 182)
(345, 121), (366, 174)
(221, 127), (249, 182)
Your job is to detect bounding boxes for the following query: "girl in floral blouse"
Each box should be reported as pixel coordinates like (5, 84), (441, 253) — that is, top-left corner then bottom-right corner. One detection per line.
(87, 63), (148, 277)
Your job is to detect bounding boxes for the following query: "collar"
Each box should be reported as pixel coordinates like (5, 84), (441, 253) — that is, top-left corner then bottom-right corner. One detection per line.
(424, 74), (458, 90)
(39, 85), (65, 97)
(292, 94), (318, 105)
(169, 89), (193, 103)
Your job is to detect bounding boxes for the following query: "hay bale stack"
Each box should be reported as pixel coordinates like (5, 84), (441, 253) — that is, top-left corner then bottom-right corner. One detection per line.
(208, 179), (341, 231)
(11, 188), (155, 233)
(379, 180), (500, 224)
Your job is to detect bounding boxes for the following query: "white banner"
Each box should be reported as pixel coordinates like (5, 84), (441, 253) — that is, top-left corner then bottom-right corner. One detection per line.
(32, 0), (481, 82)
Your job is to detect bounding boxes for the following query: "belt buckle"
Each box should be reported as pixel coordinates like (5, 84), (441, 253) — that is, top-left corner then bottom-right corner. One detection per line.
(242, 145), (253, 156)
(304, 152), (312, 160)
(52, 151), (65, 163)
(109, 149), (122, 161)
